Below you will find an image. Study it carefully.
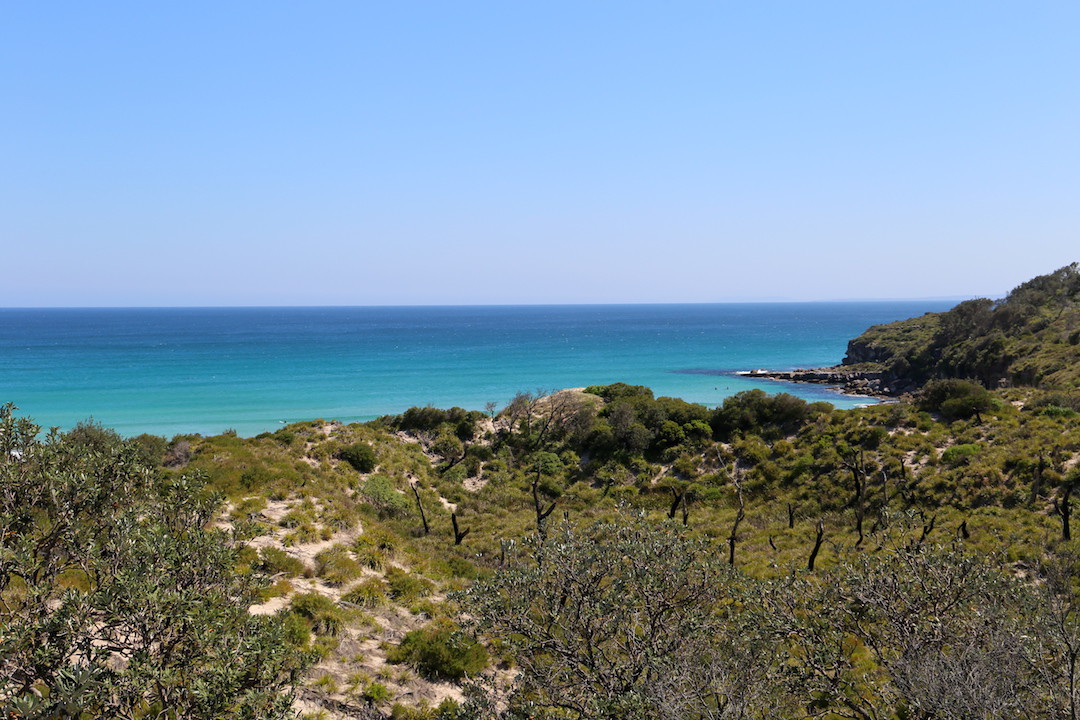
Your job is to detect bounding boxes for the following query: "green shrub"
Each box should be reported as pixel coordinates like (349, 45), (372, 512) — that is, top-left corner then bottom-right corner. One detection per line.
(711, 389), (813, 441)
(353, 543), (388, 571)
(394, 406), (482, 433)
(366, 528), (401, 553)
(446, 556), (478, 579)
(386, 621), (488, 680)
(279, 509), (312, 528)
(340, 442), (378, 473)
(314, 546), (363, 586)
(284, 523), (324, 545)
(584, 383), (654, 401)
(391, 700), (463, 720)
(1031, 390), (1080, 412)
(342, 578), (389, 608)
(360, 475), (412, 517)
(231, 496), (268, 519)
(465, 444), (494, 461)
(321, 505), (360, 531)
(363, 682), (392, 704)
(1037, 405), (1077, 418)
(280, 611), (312, 648)
(386, 567), (435, 603)
(289, 592), (344, 636)
(942, 443), (982, 467)
(311, 634), (341, 659)
(129, 433), (169, 466)
(920, 379), (995, 420)
(259, 547), (306, 577)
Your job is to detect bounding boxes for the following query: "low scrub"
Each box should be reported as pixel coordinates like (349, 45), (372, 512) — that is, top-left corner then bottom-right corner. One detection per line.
(386, 621), (488, 680)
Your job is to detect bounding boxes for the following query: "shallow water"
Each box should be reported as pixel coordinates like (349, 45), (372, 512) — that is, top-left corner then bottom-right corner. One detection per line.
(0, 302), (951, 437)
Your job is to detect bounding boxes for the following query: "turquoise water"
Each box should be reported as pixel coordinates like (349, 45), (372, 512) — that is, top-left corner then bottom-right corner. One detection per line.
(0, 303), (951, 438)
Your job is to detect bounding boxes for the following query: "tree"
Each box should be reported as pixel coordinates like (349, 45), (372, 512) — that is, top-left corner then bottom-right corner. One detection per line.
(770, 543), (1045, 720)
(529, 452), (561, 539)
(460, 517), (788, 719)
(0, 406), (307, 719)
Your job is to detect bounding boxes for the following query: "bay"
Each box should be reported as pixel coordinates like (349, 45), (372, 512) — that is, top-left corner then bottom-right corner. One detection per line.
(0, 302), (952, 437)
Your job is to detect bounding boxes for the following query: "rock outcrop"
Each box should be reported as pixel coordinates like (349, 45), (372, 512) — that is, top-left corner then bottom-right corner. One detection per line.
(739, 368), (914, 397)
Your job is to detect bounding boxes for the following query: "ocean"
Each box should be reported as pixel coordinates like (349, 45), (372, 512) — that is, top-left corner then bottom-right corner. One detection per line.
(0, 302), (952, 438)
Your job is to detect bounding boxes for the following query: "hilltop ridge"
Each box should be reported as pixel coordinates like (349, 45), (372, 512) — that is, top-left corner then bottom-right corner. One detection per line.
(840, 262), (1080, 393)
(756, 263), (1080, 397)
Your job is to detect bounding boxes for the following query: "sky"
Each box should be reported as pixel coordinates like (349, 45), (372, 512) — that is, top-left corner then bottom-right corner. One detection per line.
(2, 2), (1078, 306)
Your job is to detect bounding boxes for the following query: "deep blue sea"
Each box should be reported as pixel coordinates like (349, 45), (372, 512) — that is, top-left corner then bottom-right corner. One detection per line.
(0, 303), (952, 438)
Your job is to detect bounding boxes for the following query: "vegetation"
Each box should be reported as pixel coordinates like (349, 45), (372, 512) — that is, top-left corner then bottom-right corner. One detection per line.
(842, 262), (1080, 391)
(0, 404), (308, 719)
(464, 516), (1080, 719)
(386, 622), (488, 681)
(339, 441), (378, 473)
(6, 264), (1080, 718)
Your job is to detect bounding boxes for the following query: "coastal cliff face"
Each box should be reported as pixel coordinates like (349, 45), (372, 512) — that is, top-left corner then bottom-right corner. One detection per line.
(841, 339), (889, 365)
(839, 313), (942, 371)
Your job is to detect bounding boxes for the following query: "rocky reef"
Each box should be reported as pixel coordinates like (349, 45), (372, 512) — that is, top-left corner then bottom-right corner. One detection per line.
(738, 367), (914, 398)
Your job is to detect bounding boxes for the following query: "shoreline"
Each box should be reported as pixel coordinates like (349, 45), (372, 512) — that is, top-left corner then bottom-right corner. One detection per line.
(734, 367), (897, 402)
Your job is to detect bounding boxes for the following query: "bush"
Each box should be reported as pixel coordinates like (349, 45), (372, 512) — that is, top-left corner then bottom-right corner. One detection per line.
(395, 406), (482, 433)
(919, 379), (995, 420)
(711, 390), (813, 440)
(339, 442), (378, 473)
(0, 407), (308, 719)
(584, 383), (654, 401)
(342, 578), (389, 608)
(360, 475), (412, 518)
(391, 699), (463, 720)
(446, 556), (478, 579)
(363, 682), (392, 704)
(259, 547), (307, 577)
(386, 567), (435, 602)
(1030, 390), (1080, 413)
(231, 496), (267, 519)
(941, 443), (982, 467)
(289, 593), (344, 636)
(386, 621), (489, 680)
(314, 546), (363, 586)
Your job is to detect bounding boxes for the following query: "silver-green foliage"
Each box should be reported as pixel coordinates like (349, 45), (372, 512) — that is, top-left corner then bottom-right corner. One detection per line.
(461, 512), (1080, 720)
(0, 405), (307, 719)
(460, 517), (784, 719)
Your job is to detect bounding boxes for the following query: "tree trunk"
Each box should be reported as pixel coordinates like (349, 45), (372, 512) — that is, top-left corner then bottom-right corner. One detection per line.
(532, 471), (556, 540)
(451, 512), (470, 545)
(1057, 484), (1074, 542)
(728, 479), (745, 566)
(411, 484), (429, 535)
(808, 519), (825, 572)
(668, 486), (685, 519)
(918, 514), (936, 545)
(1030, 453), (1047, 507)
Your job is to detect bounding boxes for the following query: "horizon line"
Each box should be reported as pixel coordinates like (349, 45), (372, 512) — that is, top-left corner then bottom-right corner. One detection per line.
(0, 295), (983, 311)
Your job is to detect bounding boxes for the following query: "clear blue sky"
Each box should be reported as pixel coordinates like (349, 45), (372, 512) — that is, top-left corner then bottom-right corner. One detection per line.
(2, 2), (1077, 306)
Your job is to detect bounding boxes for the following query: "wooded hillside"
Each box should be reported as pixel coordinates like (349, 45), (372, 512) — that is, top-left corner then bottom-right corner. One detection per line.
(841, 262), (1080, 393)
(6, 265), (1080, 719)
